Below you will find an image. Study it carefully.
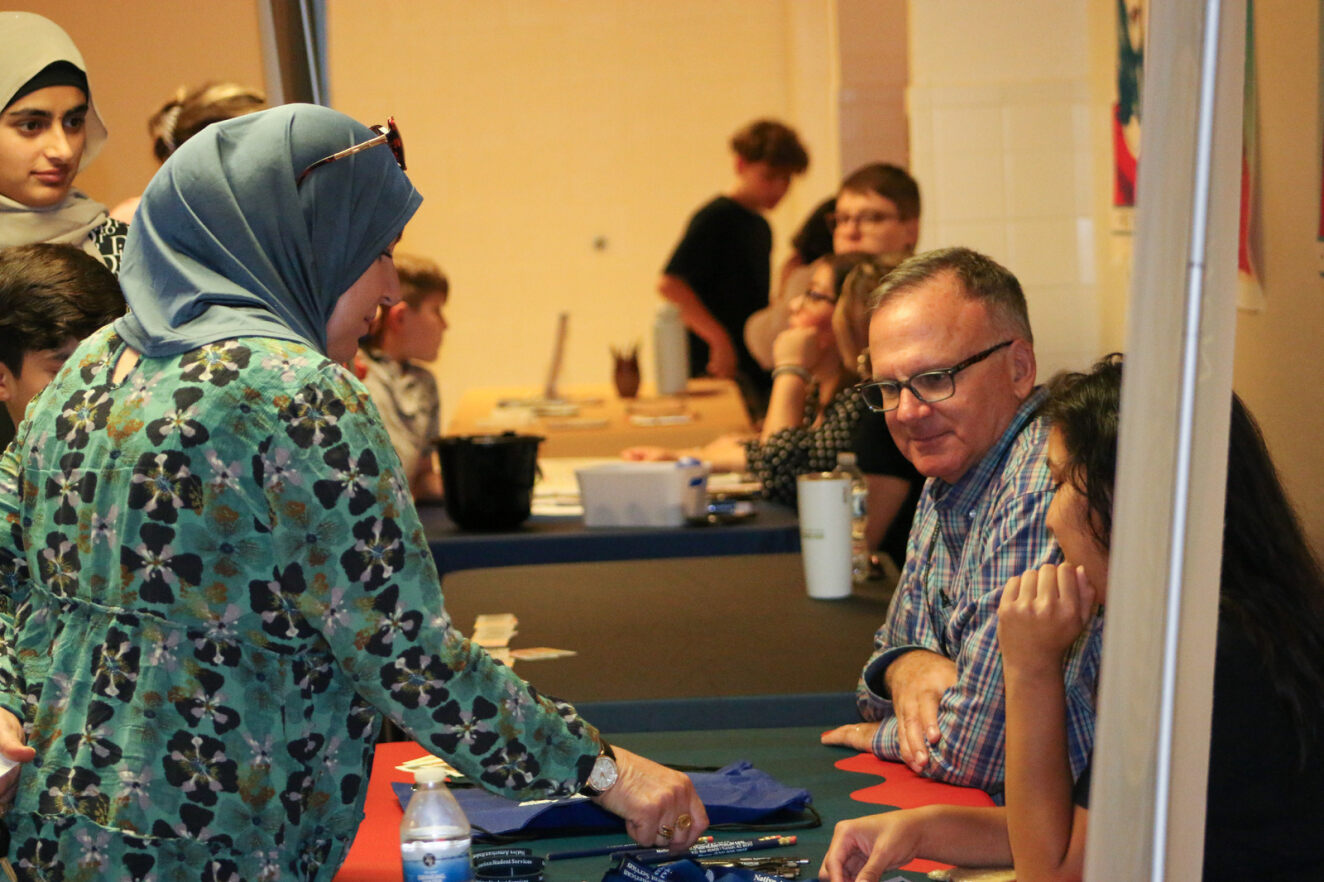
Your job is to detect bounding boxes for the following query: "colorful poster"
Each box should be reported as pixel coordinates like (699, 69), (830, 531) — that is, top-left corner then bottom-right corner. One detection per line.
(1112, 0), (1145, 238)
(1238, 0), (1263, 311)
(1318, 0), (1324, 278)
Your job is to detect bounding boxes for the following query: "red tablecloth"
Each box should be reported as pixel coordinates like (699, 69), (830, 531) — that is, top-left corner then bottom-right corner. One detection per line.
(335, 741), (421, 881)
(335, 741), (998, 881)
(833, 752), (996, 874)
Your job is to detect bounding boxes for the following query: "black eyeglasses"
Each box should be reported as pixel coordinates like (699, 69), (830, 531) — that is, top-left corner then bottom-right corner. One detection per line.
(825, 209), (899, 231)
(858, 340), (1013, 412)
(296, 117), (406, 187)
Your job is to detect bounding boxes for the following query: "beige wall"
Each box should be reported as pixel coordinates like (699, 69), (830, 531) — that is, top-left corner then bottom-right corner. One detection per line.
(1088, 1), (1324, 548)
(326, 1), (840, 423)
(36, 0), (267, 212)
(838, 0), (908, 174)
(1230, 1), (1324, 547)
(908, 0), (1101, 381)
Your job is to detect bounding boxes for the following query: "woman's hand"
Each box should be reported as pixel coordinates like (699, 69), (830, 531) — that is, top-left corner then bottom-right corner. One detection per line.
(771, 325), (831, 373)
(593, 746), (709, 849)
(819, 811), (925, 882)
(997, 563), (1097, 674)
(621, 446), (679, 462)
(0, 708), (34, 809)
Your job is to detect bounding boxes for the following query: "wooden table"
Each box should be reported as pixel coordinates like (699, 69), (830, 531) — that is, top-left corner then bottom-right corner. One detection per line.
(445, 379), (751, 457)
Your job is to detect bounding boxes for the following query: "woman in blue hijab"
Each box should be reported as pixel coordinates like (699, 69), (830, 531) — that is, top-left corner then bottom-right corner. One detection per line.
(0, 104), (704, 880)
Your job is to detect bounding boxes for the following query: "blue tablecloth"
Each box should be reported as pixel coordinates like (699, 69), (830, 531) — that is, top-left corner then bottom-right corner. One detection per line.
(420, 501), (800, 576)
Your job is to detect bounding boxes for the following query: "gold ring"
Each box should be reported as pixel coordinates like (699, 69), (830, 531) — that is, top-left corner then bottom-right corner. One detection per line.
(658, 824), (674, 840)
(676, 813), (692, 831)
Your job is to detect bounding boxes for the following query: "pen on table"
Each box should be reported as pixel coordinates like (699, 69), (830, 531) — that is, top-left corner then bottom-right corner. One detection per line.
(697, 857), (810, 878)
(631, 835), (798, 865)
(545, 835), (715, 861)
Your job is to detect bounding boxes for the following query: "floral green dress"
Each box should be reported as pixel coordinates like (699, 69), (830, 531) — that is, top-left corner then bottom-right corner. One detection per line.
(0, 327), (600, 881)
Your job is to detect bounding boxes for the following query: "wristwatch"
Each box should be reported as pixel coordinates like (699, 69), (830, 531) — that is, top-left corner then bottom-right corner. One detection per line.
(579, 741), (618, 797)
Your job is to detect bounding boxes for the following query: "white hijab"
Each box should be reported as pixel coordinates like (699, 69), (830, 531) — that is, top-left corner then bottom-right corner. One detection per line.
(0, 11), (110, 251)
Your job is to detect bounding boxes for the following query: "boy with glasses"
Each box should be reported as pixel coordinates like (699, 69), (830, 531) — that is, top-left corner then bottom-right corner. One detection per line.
(829, 162), (921, 257)
(821, 247), (1103, 801)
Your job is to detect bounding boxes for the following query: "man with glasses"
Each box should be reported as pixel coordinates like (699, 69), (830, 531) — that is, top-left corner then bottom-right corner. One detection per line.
(822, 247), (1103, 799)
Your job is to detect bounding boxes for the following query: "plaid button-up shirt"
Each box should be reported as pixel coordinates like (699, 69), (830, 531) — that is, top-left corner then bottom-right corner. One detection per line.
(857, 388), (1104, 798)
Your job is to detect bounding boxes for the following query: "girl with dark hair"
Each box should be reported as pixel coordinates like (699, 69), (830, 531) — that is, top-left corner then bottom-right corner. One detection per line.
(820, 353), (1324, 881)
(0, 12), (127, 270)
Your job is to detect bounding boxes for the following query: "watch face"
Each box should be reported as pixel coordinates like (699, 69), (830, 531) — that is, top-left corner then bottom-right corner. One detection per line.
(588, 754), (618, 792)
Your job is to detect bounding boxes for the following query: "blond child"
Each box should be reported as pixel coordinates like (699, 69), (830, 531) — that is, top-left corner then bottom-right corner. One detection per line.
(355, 253), (448, 500)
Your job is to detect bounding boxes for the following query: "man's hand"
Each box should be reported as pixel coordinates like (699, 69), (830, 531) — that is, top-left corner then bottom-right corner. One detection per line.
(0, 708), (33, 808)
(997, 563), (1097, 676)
(593, 746), (709, 850)
(819, 811), (926, 882)
(704, 333), (737, 380)
(884, 650), (956, 772)
(820, 721), (880, 752)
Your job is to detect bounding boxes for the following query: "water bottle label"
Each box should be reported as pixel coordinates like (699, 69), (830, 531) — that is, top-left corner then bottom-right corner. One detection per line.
(402, 851), (472, 882)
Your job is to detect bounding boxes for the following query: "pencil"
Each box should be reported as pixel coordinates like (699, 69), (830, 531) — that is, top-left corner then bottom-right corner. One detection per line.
(545, 835), (716, 861)
(632, 835), (797, 865)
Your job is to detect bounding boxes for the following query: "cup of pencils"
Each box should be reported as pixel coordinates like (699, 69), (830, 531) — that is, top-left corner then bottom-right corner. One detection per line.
(612, 343), (641, 399)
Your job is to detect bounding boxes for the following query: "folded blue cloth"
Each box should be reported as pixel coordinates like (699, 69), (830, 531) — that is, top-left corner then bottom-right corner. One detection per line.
(605, 856), (786, 882)
(392, 761), (813, 840)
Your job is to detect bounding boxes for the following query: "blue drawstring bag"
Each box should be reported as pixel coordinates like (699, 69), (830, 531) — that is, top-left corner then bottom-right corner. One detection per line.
(393, 761), (818, 841)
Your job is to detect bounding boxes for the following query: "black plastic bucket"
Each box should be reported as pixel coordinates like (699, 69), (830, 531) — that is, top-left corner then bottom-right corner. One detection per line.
(436, 432), (543, 530)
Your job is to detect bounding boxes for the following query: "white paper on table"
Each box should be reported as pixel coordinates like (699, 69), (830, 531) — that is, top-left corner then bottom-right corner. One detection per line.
(472, 613), (518, 648)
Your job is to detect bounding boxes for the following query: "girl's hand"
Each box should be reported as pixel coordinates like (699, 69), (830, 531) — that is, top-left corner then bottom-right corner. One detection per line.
(771, 326), (830, 371)
(819, 811), (925, 882)
(997, 563), (1097, 673)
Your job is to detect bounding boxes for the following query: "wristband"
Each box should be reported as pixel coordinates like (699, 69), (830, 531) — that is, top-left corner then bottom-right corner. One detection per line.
(770, 365), (810, 383)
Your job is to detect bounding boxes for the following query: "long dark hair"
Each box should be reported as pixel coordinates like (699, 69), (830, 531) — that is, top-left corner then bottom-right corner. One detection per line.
(1043, 354), (1324, 764)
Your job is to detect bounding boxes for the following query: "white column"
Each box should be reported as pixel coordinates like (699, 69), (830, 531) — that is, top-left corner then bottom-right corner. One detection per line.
(1085, 0), (1246, 879)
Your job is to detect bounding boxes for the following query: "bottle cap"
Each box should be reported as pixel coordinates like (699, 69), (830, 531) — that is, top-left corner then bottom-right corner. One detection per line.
(414, 766), (449, 784)
(836, 451), (857, 466)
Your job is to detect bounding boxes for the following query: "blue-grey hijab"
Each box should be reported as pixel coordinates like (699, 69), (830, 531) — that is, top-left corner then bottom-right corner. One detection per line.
(115, 103), (422, 357)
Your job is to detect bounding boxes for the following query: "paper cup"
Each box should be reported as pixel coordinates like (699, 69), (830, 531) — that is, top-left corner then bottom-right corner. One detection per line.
(797, 472), (853, 599)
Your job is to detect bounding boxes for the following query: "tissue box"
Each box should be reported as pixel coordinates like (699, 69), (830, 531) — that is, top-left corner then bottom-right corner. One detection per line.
(576, 462), (709, 527)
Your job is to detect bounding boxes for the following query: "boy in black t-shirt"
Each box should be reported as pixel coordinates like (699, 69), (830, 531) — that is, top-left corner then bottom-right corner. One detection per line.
(659, 119), (808, 420)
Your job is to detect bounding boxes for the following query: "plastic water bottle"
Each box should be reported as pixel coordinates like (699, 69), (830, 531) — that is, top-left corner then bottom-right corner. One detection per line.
(400, 766), (473, 882)
(835, 451), (870, 583)
(653, 301), (689, 396)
